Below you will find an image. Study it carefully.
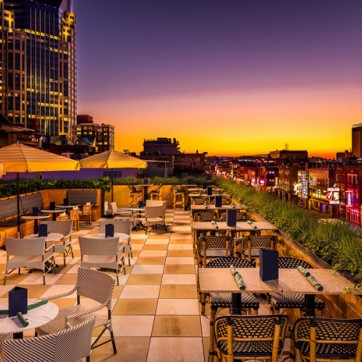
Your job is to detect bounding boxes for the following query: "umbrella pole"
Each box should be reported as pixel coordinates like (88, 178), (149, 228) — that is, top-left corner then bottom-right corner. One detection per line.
(111, 169), (114, 202)
(17, 173), (20, 238)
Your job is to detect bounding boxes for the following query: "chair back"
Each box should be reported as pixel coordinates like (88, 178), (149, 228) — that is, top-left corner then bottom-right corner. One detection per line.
(146, 199), (164, 207)
(5, 237), (46, 256)
(69, 208), (79, 221)
(82, 204), (91, 215)
(99, 219), (132, 235)
(78, 236), (119, 256)
(192, 197), (206, 205)
(195, 211), (217, 222)
(2, 316), (95, 362)
(145, 205), (166, 219)
(292, 317), (362, 362)
(75, 267), (115, 307)
(215, 314), (288, 361)
(109, 202), (118, 214)
(198, 235), (232, 267)
(40, 221), (72, 237)
(237, 235), (277, 262)
(278, 257), (312, 269)
(206, 257), (254, 269)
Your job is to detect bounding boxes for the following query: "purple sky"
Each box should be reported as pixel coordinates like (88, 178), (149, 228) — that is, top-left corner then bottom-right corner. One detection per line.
(74, 0), (362, 156)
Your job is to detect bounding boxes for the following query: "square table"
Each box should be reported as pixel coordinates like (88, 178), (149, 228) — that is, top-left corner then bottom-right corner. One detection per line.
(198, 267), (359, 316)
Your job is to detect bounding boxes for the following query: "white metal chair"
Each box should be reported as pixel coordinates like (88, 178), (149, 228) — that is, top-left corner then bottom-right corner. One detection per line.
(3, 237), (56, 285)
(1, 317), (95, 362)
(78, 235), (126, 285)
(140, 204), (167, 233)
(99, 219), (133, 265)
(39, 220), (73, 266)
(35, 267), (117, 355)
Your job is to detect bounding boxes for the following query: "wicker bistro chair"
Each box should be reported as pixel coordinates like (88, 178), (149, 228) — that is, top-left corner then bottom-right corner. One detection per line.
(269, 257), (325, 315)
(202, 257), (260, 361)
(140, 205), (167, 233)
(194, 210), (218, 222)
(234, 235), (277, 264)
(1, 317), (95, 362)
(40, 220), (73, 266)
(172, 185), (186, 210)
(149, 184), (163, 200)
(128, 185), (143, 207)
(79, 203), (92, 225)
(3, 237), (56, 285)
(197, 235), (233, 267)
(68, 207), (80, 231)
(192, 196), (207, 205)
(78, 236), (126, 285)
(291, 317), (362, 362)
(99, 219), (133, 265)
(36, 267), (117, 355)
(214, 314), (289, 362)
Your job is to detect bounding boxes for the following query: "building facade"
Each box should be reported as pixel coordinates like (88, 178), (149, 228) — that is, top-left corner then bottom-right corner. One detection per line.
(0, 0), (76, 141)
(352, 123), (362, 158)
(76, 115), (115, 153)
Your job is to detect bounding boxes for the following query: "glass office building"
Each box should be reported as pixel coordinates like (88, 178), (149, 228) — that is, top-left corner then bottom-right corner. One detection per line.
(0, 0), (76, 141)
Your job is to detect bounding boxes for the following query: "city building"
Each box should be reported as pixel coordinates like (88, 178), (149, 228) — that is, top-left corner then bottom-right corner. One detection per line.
(0, 0), (77, 141)
(352, 123), (362, 158)
(76, 115), (115, 153)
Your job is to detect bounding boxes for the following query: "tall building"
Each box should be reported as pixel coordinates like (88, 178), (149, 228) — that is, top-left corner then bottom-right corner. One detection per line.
(0, 0), (77, 141)
(352, 123), (362, 158)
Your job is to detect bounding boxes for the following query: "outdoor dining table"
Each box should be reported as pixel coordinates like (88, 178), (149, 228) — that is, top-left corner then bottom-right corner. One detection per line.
(191, 221), (277, 243)
(0, 301), (58, 339)
(41, 208), (66, 221)
(198, 267), (359, 316)
(87, 232), (130, 247)
(21, 213), (50, 234)
(190, 204), (245, 217)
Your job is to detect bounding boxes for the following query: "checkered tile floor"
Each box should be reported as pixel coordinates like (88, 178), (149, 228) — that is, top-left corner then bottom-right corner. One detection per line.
(0, 210), (211, 361)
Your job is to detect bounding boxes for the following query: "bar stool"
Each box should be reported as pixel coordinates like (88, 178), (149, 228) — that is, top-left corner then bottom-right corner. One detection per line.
(128, 185), (143, 207)
(149, 185), (162, 200)
(172, 185), (185, 210)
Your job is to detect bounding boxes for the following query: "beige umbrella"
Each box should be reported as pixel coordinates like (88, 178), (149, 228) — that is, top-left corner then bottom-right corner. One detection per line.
(0, 143), (80, 235)
(79, 150), (147, 201)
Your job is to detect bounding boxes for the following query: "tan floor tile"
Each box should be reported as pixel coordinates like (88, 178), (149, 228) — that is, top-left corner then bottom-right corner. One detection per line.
(163, 264), (196, 274)
(143, 244), (168, 250)
(131, 239), (146, 244)
(112, 315), (154, 336)
(156, 299), (200, 315)
(147, 234), (170, 239)
(112, 285), (124, 298)
(90, 336), (150, 362)
(132, 265), (164, 274)
(145, 239), (169, 245)
(168, 244), (193, 250)
(203, 337), (210, 362)
(137, 257), (166, 265)
(113, 298), (158, 315)
(54, 273), (78, 285)
(169, 239), (193, 244)
(51, 297), (77, 309)
(121, 285), (160, 299)
(152, 316), (201, 336)
(162, 274), (196, 285)
(159, 285), (198, 299)
(167, 250), (194, 257)
(148, 337), (204, 362)
(165, 257), (195, 265)
(126, 274), (162, 285)
(139, 250), (167, 257)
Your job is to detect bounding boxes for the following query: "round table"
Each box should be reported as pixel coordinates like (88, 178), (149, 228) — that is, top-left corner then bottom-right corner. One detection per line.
(21, 214), (50, 234)
(0, 301), (58, 338)
(41, 209), (66, 221)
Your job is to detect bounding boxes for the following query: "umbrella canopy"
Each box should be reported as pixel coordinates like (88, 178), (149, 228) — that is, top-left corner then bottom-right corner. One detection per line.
(0, 143), (80, 172)
(0, 162), (4, 177)
(79, 150), (147, 169)
(0, 143), (80, 235)
(79, 150), (147, 203)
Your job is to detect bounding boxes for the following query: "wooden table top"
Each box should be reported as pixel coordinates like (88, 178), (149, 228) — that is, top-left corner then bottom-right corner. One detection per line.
(191, 221), (277, 232)
(198, 268), (359, 295)
(191, 205), (245, 211)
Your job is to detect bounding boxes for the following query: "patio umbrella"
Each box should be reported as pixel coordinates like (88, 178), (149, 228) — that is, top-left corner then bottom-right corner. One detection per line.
(0, 143), (80, 235)
(79, 150), (147, 201)
(0, 162), (4, 177)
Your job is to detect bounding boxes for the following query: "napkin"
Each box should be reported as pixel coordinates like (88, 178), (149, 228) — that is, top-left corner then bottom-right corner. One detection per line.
(306, 274), (323, 291)
(28, 300), (48, 310)
(16, 312), (29, 327)
(297, 266), (310, 277)
(211, 220), (218, 229)
(230, 265), (246, 290)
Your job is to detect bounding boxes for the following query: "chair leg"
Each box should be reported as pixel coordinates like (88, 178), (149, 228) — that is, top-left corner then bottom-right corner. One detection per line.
(208, 305), (218, 362)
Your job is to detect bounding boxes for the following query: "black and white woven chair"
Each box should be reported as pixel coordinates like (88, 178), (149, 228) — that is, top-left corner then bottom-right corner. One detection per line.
(269, 257), (325, 315)
(291, 317), (362, 362)
(214, 314), (289, 362)
(35, 267), (117, 355)
(197, 235), (233, 267)
(1, 317), (95, 362)
(201, 257), (260, 361)
(234, 235), (277, 263)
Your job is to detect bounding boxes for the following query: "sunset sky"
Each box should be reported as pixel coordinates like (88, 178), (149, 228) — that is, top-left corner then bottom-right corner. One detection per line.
(75, 0), (362, 158)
